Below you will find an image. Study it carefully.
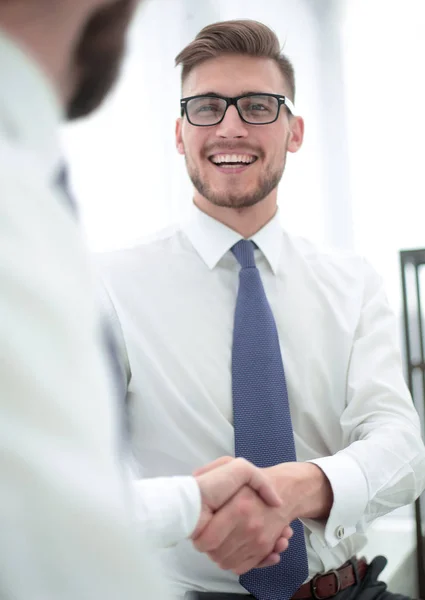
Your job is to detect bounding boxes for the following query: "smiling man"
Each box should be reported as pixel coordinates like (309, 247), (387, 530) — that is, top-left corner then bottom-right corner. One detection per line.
(99, 20), (425, 600)
(177, 59), (300, 224)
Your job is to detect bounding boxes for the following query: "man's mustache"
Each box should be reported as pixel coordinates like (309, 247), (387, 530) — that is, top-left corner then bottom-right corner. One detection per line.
(203, 143), (263, 158)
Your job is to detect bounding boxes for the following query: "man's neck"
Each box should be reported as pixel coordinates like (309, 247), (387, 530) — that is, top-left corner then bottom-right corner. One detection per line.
(194, 195), (278, 238)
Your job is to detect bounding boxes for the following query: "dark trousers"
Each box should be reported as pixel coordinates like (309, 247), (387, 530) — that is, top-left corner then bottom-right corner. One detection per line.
(185, 556), (415, 600)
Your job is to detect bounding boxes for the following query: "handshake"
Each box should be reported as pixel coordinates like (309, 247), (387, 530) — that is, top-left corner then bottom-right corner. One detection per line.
(191, 456), (295, 575)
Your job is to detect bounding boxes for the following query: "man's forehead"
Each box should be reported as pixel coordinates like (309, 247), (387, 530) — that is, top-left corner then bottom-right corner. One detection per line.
(186, 88), (279, 98)
(182, 55), (288, 97)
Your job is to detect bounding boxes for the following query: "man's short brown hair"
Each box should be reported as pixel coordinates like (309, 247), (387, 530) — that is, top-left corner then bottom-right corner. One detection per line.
(175, 19), (296, 101)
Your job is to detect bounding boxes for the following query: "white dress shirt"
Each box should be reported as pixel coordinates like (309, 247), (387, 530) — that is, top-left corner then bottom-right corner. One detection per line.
(99, 204), (425, 597)
(0, 29), (199, 599)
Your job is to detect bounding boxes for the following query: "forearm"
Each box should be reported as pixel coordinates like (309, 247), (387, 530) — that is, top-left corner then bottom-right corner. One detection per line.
(308, 423), (425, 547)
(318, 423), (425, 523)
(297, 463), (334, 520)
(0, 168), (172, 599)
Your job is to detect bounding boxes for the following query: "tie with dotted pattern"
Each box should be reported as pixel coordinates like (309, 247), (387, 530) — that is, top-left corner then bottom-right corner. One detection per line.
(231, 239), (308, 600)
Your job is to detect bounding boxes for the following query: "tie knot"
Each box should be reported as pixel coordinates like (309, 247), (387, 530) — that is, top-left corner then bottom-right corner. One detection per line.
(232, 239), (256, 269)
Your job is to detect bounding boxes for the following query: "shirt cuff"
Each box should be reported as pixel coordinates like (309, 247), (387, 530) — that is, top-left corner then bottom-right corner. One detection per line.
(132, 476), (201, 548)
(303, 453), (368, 547)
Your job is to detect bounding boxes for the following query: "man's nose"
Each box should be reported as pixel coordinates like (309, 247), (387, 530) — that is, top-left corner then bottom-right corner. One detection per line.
(215, 105), (248, 139)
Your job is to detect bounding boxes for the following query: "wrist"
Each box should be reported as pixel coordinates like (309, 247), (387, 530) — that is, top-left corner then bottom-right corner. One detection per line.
(266, 462), (333, 521)
(299, 462), (333, 519)
(191, 478), (212, 539)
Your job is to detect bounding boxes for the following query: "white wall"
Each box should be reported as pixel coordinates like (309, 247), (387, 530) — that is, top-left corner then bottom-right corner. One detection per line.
(342, 1), (425, 590)
(62, 0), (332, 251)
(342, 0), (425, 315)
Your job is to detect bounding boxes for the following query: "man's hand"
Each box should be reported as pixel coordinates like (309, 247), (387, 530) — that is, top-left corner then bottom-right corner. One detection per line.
(191, 457), (333, 576)
(193, 456), (282, 535)
(263, 461), (334, 521)
(192, 457), (293, 574)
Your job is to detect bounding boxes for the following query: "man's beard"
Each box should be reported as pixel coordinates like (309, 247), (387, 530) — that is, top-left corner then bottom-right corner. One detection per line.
(186, 155), (287, 209)
(67, 0), (137, 121)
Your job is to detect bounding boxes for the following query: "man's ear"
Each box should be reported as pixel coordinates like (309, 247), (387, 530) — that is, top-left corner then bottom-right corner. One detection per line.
(176, 117), (185, 155)
(287, 116), (304, 154)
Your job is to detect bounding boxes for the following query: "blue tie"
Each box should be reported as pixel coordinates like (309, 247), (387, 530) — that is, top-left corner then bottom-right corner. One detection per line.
(231, 239), (308, 600)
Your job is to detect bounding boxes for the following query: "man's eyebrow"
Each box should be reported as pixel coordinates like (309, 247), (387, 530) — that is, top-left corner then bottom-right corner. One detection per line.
(187, 92), (222, 97)
(188, 90), (270, 98)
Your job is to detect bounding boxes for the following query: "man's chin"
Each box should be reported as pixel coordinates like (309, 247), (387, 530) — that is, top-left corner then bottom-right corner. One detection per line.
(205, 194), (262, 210)
(189, 170), (270, 209)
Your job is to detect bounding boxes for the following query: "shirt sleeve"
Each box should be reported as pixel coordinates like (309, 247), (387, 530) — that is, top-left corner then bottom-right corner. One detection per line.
(0, 147), (172, 600)
(303, 259), (425, 548)
(133, 476), (202, 547)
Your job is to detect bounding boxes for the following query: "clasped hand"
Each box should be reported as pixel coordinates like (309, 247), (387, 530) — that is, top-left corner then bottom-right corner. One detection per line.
(192, 456), (293, 575)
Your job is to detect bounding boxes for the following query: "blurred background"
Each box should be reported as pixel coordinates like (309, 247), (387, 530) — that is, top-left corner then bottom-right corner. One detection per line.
(62, 0), (425, 593)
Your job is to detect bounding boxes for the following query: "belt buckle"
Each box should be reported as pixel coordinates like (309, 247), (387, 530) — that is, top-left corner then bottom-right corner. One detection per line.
(311, 570), (341, 600)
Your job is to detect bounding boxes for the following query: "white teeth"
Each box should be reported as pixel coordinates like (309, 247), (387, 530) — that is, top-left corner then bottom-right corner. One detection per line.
(211, 154), (256, 165)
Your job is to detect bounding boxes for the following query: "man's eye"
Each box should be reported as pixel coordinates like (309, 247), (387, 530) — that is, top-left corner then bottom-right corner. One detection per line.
(249, 104), (268, 111)
(197, 104), (220, 113)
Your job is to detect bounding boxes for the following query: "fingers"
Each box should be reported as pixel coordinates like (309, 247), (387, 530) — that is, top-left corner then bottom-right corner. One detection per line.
(190, 506), (213, 540)
(193, 486), (292, 575)
(193, 456), (233, 477)
(282, 524), (294, 539)
(194, 486), (274, 567)
(229, 551), (280, 575)
(253, 530), (293, 570)
(218, 534), (290, 574)
(240, 459), (282, 507)
(206, 527), (292, 573)
(210, 542), (277, 575)
(254, 553), (282, 570)
(196, 457), (281, 512)
(208, 534), (275, 574)
(193, 459), (290, 575)
(272, 535), (290, 555)
(192, 490), (242, 549)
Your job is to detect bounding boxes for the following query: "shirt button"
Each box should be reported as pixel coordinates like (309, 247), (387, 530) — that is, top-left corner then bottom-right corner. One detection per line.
(335, 526), (345, 539)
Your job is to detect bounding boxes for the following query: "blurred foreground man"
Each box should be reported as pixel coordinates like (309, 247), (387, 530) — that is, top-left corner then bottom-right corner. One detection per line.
(0, 4), (288, 599)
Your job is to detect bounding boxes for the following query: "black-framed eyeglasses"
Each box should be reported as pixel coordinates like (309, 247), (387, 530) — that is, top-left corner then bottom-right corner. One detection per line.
(180, 93), (295, 127)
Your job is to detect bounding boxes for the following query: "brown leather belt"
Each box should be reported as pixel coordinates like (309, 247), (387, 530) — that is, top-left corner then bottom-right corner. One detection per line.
(293, 558), (367, 599)
(185, 557), (368, 600)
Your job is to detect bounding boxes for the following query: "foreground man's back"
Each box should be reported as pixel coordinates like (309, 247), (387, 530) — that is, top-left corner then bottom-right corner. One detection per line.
(0, 1), (172, 598)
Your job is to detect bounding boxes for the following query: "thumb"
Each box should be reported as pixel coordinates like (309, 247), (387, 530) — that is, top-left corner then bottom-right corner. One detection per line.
(195, 457), (282, 510)
(193, 456), (233, 477)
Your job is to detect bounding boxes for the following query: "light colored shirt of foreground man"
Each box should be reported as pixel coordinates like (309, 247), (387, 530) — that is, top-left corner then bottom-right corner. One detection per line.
(99, 19), (425, 600)
(0, 3), (291, 599)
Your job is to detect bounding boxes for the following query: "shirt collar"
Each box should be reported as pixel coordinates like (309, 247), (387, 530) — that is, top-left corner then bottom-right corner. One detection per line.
(0, 29), (63, 179)
(183, 204), (284, 275)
